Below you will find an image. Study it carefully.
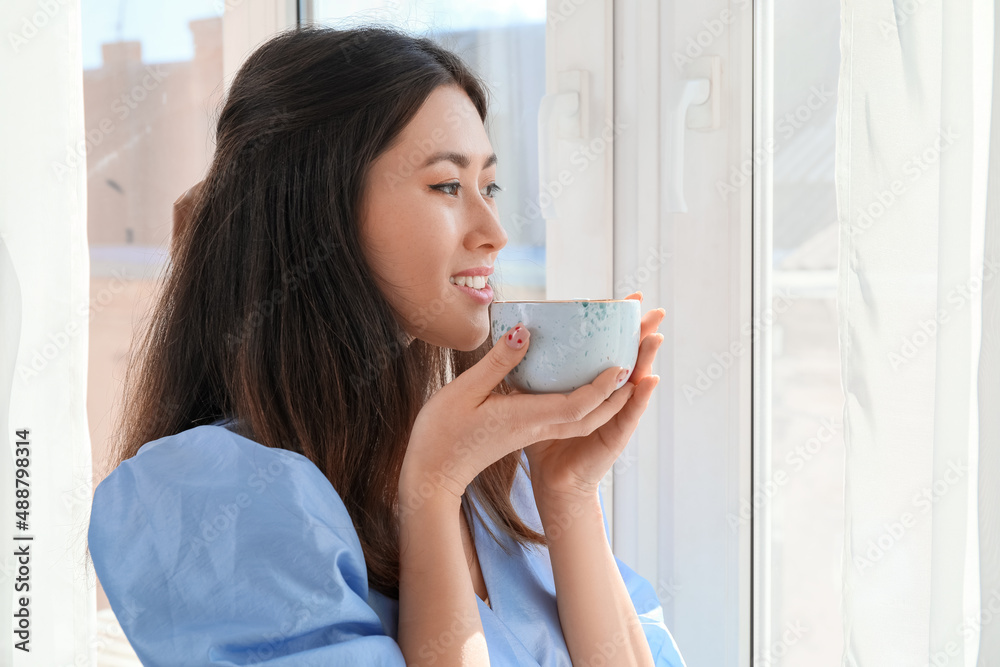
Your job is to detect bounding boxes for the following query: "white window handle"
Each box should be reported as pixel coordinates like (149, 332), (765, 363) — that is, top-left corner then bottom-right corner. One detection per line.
(669, 78), (711, 213)
(537, 71), (588, 220)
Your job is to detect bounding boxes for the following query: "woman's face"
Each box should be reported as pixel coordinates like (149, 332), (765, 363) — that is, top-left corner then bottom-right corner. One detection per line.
(360, 84), (508, 352)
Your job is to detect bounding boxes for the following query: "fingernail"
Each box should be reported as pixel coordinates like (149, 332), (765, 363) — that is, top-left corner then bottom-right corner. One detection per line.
(616, 367), (629, 384)
(506, 323), (528, 349)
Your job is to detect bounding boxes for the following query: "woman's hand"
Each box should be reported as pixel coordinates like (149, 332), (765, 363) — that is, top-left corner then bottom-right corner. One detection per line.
(399, 322), (636, 514)
(172, 180), (204, 244)
(523, 291), (665, 503)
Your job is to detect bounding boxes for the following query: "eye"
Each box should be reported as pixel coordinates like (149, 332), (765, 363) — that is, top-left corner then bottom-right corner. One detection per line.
(430, 181), (461, 197)
(429, 181), (503, 199)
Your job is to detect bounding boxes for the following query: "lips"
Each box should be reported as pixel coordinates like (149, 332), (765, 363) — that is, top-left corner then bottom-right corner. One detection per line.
(450, 265), (494, 278)
(451, 279), (494, 305)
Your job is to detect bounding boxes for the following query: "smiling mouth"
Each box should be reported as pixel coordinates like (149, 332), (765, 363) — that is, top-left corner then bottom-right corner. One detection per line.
(449, 275), (489, 290)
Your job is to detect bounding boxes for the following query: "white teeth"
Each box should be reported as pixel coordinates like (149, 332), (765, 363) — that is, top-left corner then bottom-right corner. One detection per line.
(450, 275), (488, 289)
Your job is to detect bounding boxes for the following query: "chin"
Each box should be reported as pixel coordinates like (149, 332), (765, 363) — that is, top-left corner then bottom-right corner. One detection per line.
(453, 328), (491, 352)
(448, 317), (492, 352)
(410, 321), (490, 352)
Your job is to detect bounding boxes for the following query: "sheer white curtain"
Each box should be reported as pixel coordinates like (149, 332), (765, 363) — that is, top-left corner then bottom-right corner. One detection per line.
(0, 0), (95, 664)
(836, 0), (999, 664)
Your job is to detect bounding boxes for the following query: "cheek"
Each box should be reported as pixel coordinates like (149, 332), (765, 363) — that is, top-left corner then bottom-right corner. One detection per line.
(361, 203), (412, 269)
(364, 191), (456, 287)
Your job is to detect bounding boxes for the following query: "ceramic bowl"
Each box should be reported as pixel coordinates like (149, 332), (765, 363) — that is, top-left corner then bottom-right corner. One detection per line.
(488, 299), (641, 394)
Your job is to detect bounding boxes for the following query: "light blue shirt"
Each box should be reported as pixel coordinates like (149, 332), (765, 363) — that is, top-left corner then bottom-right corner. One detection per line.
(88, 420), (687, 666)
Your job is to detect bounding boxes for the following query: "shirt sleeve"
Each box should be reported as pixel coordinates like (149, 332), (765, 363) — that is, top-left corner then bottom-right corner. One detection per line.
(87, 425), (406, 667)
(596, 483), (689, 667)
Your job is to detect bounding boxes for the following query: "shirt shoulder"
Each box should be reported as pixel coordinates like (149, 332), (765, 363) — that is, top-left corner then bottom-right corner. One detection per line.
(88, 424), (405, 666)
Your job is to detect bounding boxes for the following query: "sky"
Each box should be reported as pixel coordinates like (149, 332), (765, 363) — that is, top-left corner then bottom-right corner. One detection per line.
(81, 0), (545, 70)
(81, 0), (220, 69)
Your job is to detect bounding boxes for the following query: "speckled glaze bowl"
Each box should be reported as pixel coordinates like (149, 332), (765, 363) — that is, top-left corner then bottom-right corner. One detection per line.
(489, 299), (641, 394)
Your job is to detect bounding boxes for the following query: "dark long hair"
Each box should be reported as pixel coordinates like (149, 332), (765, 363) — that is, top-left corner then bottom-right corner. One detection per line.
(93, 24), (546, 600)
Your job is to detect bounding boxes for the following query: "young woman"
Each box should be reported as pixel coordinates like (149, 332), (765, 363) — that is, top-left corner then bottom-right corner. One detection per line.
(87, 24), (686, 667)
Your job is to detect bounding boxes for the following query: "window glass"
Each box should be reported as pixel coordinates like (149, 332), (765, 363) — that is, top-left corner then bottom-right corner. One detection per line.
(769, 0), (844, 662)
(82, 0), (224, 635)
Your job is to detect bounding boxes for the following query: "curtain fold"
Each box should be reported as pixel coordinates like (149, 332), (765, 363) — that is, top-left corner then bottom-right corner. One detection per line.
(978, 1), (1000, 662)
(0, 0), (94, 664)
(836, 0), (997, 664)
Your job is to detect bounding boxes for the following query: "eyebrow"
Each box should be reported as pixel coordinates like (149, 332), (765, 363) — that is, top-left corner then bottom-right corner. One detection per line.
(421, 151), (498, 170)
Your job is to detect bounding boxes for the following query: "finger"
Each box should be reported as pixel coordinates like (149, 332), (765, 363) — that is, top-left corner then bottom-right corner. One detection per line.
(518, 365), (629, 437)
(173, 180), (204, 209)
(640, 307), (665, 340)
(172, 180), (204, 241)
(543, 382), (635, 441)
(630, 332), (664, 384)
(172, 198), (192, 240)
(457, 322), (530, 402)
(600, 375), (660, 444)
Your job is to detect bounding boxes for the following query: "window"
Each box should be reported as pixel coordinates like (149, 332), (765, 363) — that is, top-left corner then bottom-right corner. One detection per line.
(81, 2), (257, 661)
(767, 0), (843, 662)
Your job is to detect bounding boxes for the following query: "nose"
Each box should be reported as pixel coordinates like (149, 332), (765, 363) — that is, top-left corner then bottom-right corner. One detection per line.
(465, 191), (508, 254)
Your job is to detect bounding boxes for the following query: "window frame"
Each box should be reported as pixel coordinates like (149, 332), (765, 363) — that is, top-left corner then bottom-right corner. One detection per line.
(612, 0), (757, 664)
(294, 2), (762, 664)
